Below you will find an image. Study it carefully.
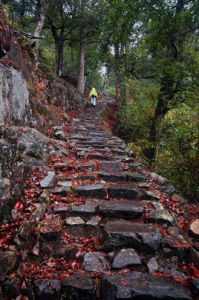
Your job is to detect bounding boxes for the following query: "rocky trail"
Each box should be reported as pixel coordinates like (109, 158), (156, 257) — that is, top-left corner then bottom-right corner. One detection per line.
(0, 97), (199, 299)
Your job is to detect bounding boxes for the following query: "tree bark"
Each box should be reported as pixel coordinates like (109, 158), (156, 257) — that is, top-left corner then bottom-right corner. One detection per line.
(33, 0), (46, 64)
(33, 0), (46, 41)
(78, 0), (86, 94)
(51, 24), (64, 76)
(78, 41), (85, 94)
(114, 43), (122, 105)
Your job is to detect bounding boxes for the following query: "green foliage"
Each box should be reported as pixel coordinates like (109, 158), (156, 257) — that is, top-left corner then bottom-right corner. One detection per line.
(119, 79), (159, 141)
(157, 103), (199, 199)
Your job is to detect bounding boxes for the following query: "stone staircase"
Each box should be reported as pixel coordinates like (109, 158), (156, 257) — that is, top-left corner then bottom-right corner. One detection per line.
(0, 100), (198, 299)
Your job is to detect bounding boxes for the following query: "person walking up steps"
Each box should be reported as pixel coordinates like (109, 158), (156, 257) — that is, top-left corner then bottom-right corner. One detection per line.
(89, 87), (98, 106)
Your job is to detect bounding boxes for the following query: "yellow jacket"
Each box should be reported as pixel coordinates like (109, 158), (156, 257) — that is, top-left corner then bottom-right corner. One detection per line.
(89, 88), (98, 98)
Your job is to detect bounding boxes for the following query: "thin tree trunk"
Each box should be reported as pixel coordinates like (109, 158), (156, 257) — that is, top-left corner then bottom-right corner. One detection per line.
(78, 0), (86, 94)
(114, 43), (121, 105)
(78, 41), (85, 94)
(33, 0), (46, 41)
(33, 0), (46, 65)
(51, 24), (64, 76)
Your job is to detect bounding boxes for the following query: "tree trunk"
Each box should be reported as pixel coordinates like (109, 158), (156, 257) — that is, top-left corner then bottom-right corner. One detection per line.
(54, 38), (64, 76)
(78, 41), (85, 94)
(114, 44), (121, 105)
(51, 24), (64, 76)
(78, 0), (86, 94)
(33, 0), (46, 64)
(33, 0), (46, 41)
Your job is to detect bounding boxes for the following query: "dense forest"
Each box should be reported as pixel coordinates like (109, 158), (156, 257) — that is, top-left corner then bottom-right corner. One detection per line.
(1, 0), (199, 200)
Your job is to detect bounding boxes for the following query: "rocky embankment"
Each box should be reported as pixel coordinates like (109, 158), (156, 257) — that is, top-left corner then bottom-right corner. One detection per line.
(0, 97), (199, 299)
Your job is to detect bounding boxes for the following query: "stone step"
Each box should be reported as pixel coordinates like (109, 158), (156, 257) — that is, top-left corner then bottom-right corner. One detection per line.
(97, 171), (127, 182)
(103, 220), (162, 252)
(73, 184), (106, 198)
(108, 183), (138, 199)
(99, 200), (146, 219)
(65, 216), (101, 238)
(101, 272), (192, 300)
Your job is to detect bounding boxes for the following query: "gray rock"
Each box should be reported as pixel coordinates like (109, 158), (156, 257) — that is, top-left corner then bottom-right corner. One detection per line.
(35, 279), (60, 299)
(127, 173), (146, 182)
(61, 272), (96, 300)
(108, 184), (138, 200)
(99, 161), (123, 172)
(147, 257), (159, 273)
(101, 272), (192, 300)
(165, 185), (175, 195)
(142, 190), (160, 200)
(99, 200), (145, 219)
(128, 162), (140, 171)
(73, 184), (106, 198)
(82, 252), (109, 272)
(66, 216), (85, 225)
(70, 204), (96, 216)
(86, 216), (101, 226)
(54, 186), (69, 195)
(104, 220), (162, 252)
(150, 172), (168, 185)
(97, 171), (127, 182)
(40, 171), (56, 188)
(149, 209), (174, 225)
(112, 248), (141, 269)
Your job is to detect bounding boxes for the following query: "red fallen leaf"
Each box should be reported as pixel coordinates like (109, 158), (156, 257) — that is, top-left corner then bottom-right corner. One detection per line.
(14, 201), (23, 210)
(18, 128), (24, 132)
(173, 243), (187, 248)
(191, 265), (199, 278)
(153, 272), (164, 276)
(0, 237), (9, 244)
(62, 273), (69, 277)
(120, 280), (127, 286)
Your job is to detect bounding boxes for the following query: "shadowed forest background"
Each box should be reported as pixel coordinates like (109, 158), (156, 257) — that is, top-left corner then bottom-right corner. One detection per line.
(2, 0), (199, 200)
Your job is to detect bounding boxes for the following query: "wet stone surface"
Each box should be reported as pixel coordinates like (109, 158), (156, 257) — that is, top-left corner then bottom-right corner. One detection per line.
(101, 272), (193, 300)
(61, 272), (96, 300)
(108, 184), (138, 199)
(103, 220), (162, 252)
(112, 248), (142, 269)
(99, 200), (145, 219)
(82, 252), (110, 272)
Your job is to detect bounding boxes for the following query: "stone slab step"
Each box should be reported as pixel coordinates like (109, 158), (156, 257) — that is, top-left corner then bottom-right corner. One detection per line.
(73, 184), (106, 198)
(101, 272), (192, 300)
(99, 200), (145, 219)
(103, 220), (162, 252)
(97, 171), (127, 182)
(108, 184), (138, 199)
